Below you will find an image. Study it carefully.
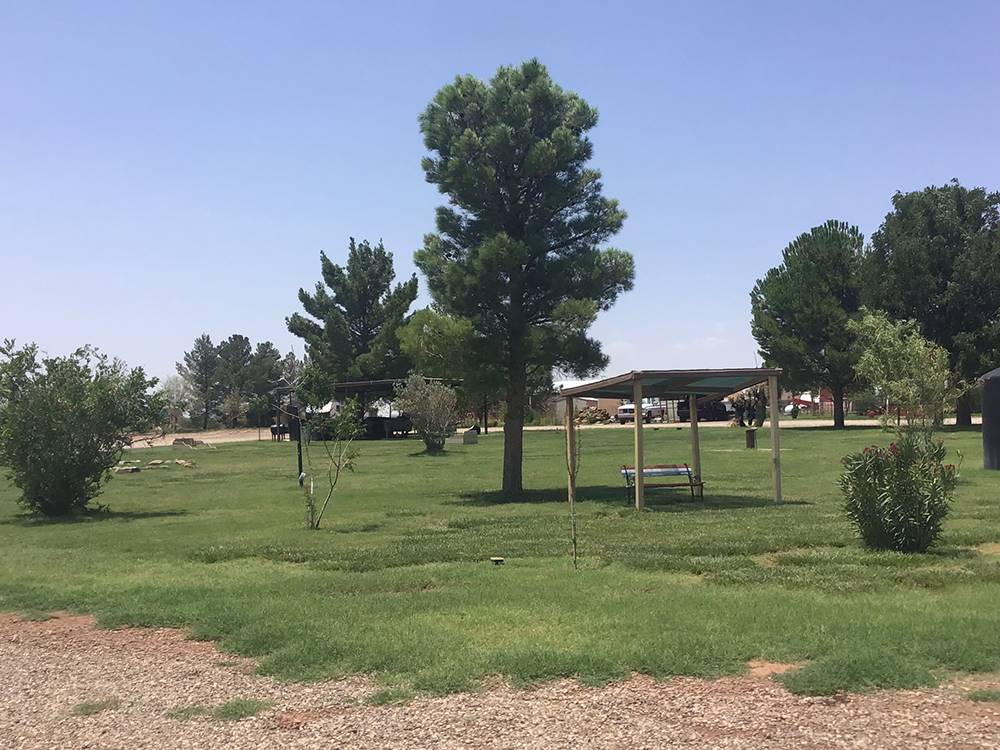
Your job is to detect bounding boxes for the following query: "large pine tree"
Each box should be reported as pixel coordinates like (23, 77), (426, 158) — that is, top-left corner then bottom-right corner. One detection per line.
(416, 60), (634, 496)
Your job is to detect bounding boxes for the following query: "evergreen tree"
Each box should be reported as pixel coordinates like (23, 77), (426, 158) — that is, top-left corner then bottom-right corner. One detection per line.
(287, 238), (417, 400)
(416, 60), (634, 496)
(216, 334), (253, 397)
(249, 341), (282, 396)
(751, 220), (864, 429)
(176, 334), (221, 429)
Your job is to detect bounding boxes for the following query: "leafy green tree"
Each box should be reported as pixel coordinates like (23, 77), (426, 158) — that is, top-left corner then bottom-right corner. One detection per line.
(216, 334), (253, 397)
(751, 220), (864, 429)
(176, 334), (221, 429)
(865, 180), (1000, 425)
(0, 341), (161, 516)
(849, 309), (964, 434)
(287, 238), (418, 401)
(416, 60), (634, 495)
(398, 308), (503, 424)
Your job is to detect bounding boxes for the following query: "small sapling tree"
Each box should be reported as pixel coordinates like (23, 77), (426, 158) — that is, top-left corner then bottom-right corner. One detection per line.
(0, 341), (161, 516)
(301, 399), (361, 530)
(849, 309), (965, 434)
(394, 375), (458, 453)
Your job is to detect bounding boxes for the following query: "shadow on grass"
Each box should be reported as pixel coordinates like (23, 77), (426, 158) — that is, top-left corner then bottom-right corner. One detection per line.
(453, 486), (801, 512)
(407, 448), (451, 458)
(0, 509), (189, 527)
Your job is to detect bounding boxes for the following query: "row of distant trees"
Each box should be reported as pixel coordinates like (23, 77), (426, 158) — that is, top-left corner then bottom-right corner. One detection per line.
(751, 180), (1000, 428)
(169, 335), (301, 430)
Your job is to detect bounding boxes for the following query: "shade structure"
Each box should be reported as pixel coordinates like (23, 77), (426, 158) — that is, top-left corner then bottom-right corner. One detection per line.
(561, 368), (783, 510)
(329, 378), (461, 399)
(559, 368), (783, 402)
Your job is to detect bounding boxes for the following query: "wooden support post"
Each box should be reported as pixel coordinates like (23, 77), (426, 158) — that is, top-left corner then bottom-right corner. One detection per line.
(689, 393), (703, 497)
(633, 377), (644, 510)
(768, 374), (782, 503)
(564, 397), (577, 506)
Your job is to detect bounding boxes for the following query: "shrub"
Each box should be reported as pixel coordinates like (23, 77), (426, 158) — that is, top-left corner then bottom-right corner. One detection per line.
(0, 341), (161, 516)
(394, 375), (458, 452)
(840, 433), (957, 552)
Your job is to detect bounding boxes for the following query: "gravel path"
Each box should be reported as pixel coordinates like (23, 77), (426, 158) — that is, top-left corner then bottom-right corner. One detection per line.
(3, 613), (999, 749)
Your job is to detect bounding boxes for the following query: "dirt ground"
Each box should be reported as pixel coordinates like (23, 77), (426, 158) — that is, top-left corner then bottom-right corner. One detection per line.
(130, 427), (277, 448)
(2, 613), (998, 749)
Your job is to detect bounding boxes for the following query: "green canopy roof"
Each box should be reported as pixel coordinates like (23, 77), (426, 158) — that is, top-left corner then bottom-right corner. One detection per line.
(559, 368), (781, 402)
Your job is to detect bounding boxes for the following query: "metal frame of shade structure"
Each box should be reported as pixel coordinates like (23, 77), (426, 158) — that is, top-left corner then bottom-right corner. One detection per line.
(559, 368), (784, 509)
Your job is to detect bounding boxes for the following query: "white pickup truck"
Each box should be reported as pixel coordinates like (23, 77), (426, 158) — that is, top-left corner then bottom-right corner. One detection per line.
(616, 400), (668, 424)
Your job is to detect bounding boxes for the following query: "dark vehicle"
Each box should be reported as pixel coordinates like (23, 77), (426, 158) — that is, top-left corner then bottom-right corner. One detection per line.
(363, 415), (412, 439)
(676, 398), (730, 422)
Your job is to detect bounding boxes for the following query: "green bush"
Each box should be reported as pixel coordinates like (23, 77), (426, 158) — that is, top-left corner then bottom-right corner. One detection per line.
(394, 375), (458, 452)
(0, 341), (161, 516)
(840, 433), (957, 552)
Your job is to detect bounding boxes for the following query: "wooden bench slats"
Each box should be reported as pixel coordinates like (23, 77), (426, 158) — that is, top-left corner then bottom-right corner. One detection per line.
(621, 462), (703, 501)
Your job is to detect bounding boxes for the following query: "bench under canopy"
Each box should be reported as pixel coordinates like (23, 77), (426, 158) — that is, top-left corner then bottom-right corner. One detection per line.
(560, 368), (784, 510)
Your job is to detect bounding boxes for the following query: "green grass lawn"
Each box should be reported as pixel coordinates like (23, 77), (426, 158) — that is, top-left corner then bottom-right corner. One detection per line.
(1, 425), (999, 696)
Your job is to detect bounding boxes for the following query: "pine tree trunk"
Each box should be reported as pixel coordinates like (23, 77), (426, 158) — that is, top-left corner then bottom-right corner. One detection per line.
(832, 385), (846, 430)
(203, 403), (209, 430)
(502, 368), (526, 497)
(956, 391), (973, 427)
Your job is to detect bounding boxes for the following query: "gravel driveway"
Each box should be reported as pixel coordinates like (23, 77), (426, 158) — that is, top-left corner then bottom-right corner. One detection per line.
(2, 613), (998, 749)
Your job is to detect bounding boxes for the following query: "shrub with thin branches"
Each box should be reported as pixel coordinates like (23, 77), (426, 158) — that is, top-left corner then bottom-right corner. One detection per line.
(394, 375), (458, 452)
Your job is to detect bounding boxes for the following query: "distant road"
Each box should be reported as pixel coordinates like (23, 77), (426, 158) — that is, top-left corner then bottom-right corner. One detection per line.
(132, 416), (982, 447)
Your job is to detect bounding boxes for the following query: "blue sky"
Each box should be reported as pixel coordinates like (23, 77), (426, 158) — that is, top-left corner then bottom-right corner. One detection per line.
(3, 1), (999, 382)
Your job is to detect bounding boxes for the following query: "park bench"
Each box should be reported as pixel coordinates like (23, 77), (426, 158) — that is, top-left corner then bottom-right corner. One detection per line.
(620, 463), (704, 502)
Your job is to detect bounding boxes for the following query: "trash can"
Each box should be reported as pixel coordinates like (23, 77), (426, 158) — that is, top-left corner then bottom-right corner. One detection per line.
(983, 368), (1000, 470)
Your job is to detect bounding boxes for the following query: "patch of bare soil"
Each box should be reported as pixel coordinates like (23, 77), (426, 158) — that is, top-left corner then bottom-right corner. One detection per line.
(2, 612), (999, 749)
(746, 660), (804, 678)
(129, 428), (272, 448)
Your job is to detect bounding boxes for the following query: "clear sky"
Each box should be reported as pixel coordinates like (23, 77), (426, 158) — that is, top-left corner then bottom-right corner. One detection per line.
(4, 1), (999, 382)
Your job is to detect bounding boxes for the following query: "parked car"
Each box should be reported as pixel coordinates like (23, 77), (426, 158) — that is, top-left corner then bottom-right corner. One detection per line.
(676, 398), (730, 422)
(617, 400), (668, 424)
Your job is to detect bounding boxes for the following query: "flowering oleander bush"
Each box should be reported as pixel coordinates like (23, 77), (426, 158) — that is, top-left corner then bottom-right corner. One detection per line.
(840, 433), (958, 552)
